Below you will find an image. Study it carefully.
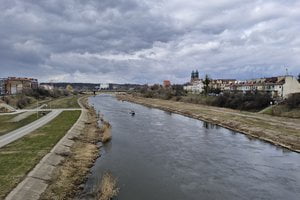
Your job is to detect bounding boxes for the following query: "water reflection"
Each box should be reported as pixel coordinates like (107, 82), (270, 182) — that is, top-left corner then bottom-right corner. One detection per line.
(203, 121), (220, 129)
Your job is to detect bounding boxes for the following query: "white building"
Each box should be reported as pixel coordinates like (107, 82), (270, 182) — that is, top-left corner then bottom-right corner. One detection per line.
(184, 80), (204, 94)
(99, 83), (110, 90)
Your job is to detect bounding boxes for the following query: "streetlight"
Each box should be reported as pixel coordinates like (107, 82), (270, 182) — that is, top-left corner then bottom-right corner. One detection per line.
(36, 99), (38, 119)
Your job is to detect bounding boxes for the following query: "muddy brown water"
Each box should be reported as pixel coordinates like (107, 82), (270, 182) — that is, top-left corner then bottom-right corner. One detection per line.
(81, 94), (300, 200)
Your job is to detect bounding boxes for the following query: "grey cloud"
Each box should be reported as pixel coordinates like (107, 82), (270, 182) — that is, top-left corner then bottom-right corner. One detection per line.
(0, 0), (299, 83)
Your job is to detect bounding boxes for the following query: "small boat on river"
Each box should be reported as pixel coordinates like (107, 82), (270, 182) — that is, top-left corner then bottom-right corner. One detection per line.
(130, 111), (135, 116)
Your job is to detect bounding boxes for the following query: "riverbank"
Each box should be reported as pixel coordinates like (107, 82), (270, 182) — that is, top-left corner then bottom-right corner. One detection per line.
(40, 96), (102, 199)
(117, 94), (300, 153)
(3, 96), (102, 200)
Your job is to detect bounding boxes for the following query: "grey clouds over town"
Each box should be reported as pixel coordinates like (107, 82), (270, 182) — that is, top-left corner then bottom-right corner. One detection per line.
(0, 0), (300, 83)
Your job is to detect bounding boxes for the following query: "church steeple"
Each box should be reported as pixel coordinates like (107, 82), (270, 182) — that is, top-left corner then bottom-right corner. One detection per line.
(191, 70), (195, 79)
(191, 69), (200, 82)
(195, 70), (199, 79)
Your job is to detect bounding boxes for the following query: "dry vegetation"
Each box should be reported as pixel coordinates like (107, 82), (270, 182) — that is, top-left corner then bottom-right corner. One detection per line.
(262, 105), (300, 118)
(99, 121), (112, 143)
(40, 97), (102, 200)
(96, 172), (119, 200)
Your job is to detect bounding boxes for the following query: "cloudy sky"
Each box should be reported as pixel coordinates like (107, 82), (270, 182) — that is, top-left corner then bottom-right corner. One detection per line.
(0, 0), (299, 84)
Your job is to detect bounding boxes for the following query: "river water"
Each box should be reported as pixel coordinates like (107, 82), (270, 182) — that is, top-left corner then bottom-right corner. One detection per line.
(82, 94), (300, 200)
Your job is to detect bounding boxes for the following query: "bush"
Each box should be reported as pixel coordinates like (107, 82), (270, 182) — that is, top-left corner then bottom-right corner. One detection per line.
(212, 92), (271, 111)
(23, 88), (71, 99)
(286, 93), (300, 108)
(3, 96), (11, 105)
(16, 96), (32, 109)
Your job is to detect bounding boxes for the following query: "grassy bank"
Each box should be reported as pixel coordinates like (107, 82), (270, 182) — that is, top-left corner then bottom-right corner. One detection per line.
(44, 95), (81, 109)
(118, 94), (300, 152)
(0, 112), (46, 136)
(261, 105), (300, 118)
(40, 97), (102, 199)
(0, 110), (81, 199)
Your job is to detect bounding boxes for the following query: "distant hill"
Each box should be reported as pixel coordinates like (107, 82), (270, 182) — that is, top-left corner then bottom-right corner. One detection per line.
(40, 82), (144, 91)
(40, 82), (99, 91)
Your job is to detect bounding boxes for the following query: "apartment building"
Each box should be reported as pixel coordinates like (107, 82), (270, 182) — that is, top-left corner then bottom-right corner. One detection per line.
(1, 77), (38, 95)
(210, 79), (236, 91)
(0, 78), (7, 95)
(230, 76), (300, 98)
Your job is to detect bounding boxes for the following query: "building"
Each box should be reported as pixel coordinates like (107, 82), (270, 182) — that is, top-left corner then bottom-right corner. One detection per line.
(163, 80), (171, 88)
(0, 78), (7, 95)
(184, 70), (204, 93)
(210, 79), (236, 91)
(3, 77), (38, 95)
(191, 70), (200, 83)
(99, 83), (110, 90)
(184, 80), (204, 93)
(230, 76), (300, 98)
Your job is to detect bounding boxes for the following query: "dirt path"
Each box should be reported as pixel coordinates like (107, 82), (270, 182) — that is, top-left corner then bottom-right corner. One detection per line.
(117, 94), (300, 153)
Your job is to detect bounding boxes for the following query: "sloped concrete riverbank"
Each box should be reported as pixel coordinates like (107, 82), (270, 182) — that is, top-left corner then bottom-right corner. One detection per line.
(5, 97), (102, 200)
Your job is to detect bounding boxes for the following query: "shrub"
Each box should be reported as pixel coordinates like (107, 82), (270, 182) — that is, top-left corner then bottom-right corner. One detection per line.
(16, 96), (31, 109)
(96, 172), (119, 200)
(286, 93), (300, 109)
(212, 92), (271, 111)
(100, 121), (112, 143)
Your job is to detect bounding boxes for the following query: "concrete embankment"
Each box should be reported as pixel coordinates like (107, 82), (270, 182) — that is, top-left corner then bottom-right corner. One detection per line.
(117, 94), (300, 153)
(5, 96), (102, 200)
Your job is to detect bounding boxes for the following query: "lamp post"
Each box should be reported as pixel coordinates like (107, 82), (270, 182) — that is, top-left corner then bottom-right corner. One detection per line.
(36, 100), (38, 119)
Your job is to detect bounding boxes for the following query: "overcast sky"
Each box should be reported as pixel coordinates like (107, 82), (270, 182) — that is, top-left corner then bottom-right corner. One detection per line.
(0, 0), (299, 84)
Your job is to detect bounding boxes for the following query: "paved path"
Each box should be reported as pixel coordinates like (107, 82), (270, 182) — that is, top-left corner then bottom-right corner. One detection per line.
(0, 110), (62, 148)
(19, 108), (82, 112)
(5, 97), (88, 200)
(0, 108), (82, 115)
(8, 105), (47, 122)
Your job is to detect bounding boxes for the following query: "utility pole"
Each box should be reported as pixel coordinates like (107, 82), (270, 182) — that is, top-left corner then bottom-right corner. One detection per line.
(36, 100), (38, 119)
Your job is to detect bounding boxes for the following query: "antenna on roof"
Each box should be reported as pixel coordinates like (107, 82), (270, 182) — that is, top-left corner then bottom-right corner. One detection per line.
(285, 66), (289, 76)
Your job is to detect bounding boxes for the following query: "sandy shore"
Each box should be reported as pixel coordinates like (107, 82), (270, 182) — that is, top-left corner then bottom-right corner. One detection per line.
(117, 94), (300, 153)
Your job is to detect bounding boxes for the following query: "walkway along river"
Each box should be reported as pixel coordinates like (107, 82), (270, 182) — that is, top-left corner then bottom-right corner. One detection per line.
(82, 94), (300, 200)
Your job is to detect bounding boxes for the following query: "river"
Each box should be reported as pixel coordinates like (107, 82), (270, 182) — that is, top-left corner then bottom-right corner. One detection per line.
(81, 94), (300, 200)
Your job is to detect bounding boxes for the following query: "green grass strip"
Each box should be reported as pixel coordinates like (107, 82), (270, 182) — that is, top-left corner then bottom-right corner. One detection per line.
(0, 113), (47, 137)
(45, 95), (81, 109)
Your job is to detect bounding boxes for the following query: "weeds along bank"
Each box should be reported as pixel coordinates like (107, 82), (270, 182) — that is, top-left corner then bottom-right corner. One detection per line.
(40, 97), (119, 200)
(40, 97), (101, 199)
(117, 94), (300, 153)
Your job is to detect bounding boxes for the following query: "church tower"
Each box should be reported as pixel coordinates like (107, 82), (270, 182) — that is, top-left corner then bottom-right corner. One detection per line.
(191, 70), (195, 80)
(191, 70), (200, 83)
